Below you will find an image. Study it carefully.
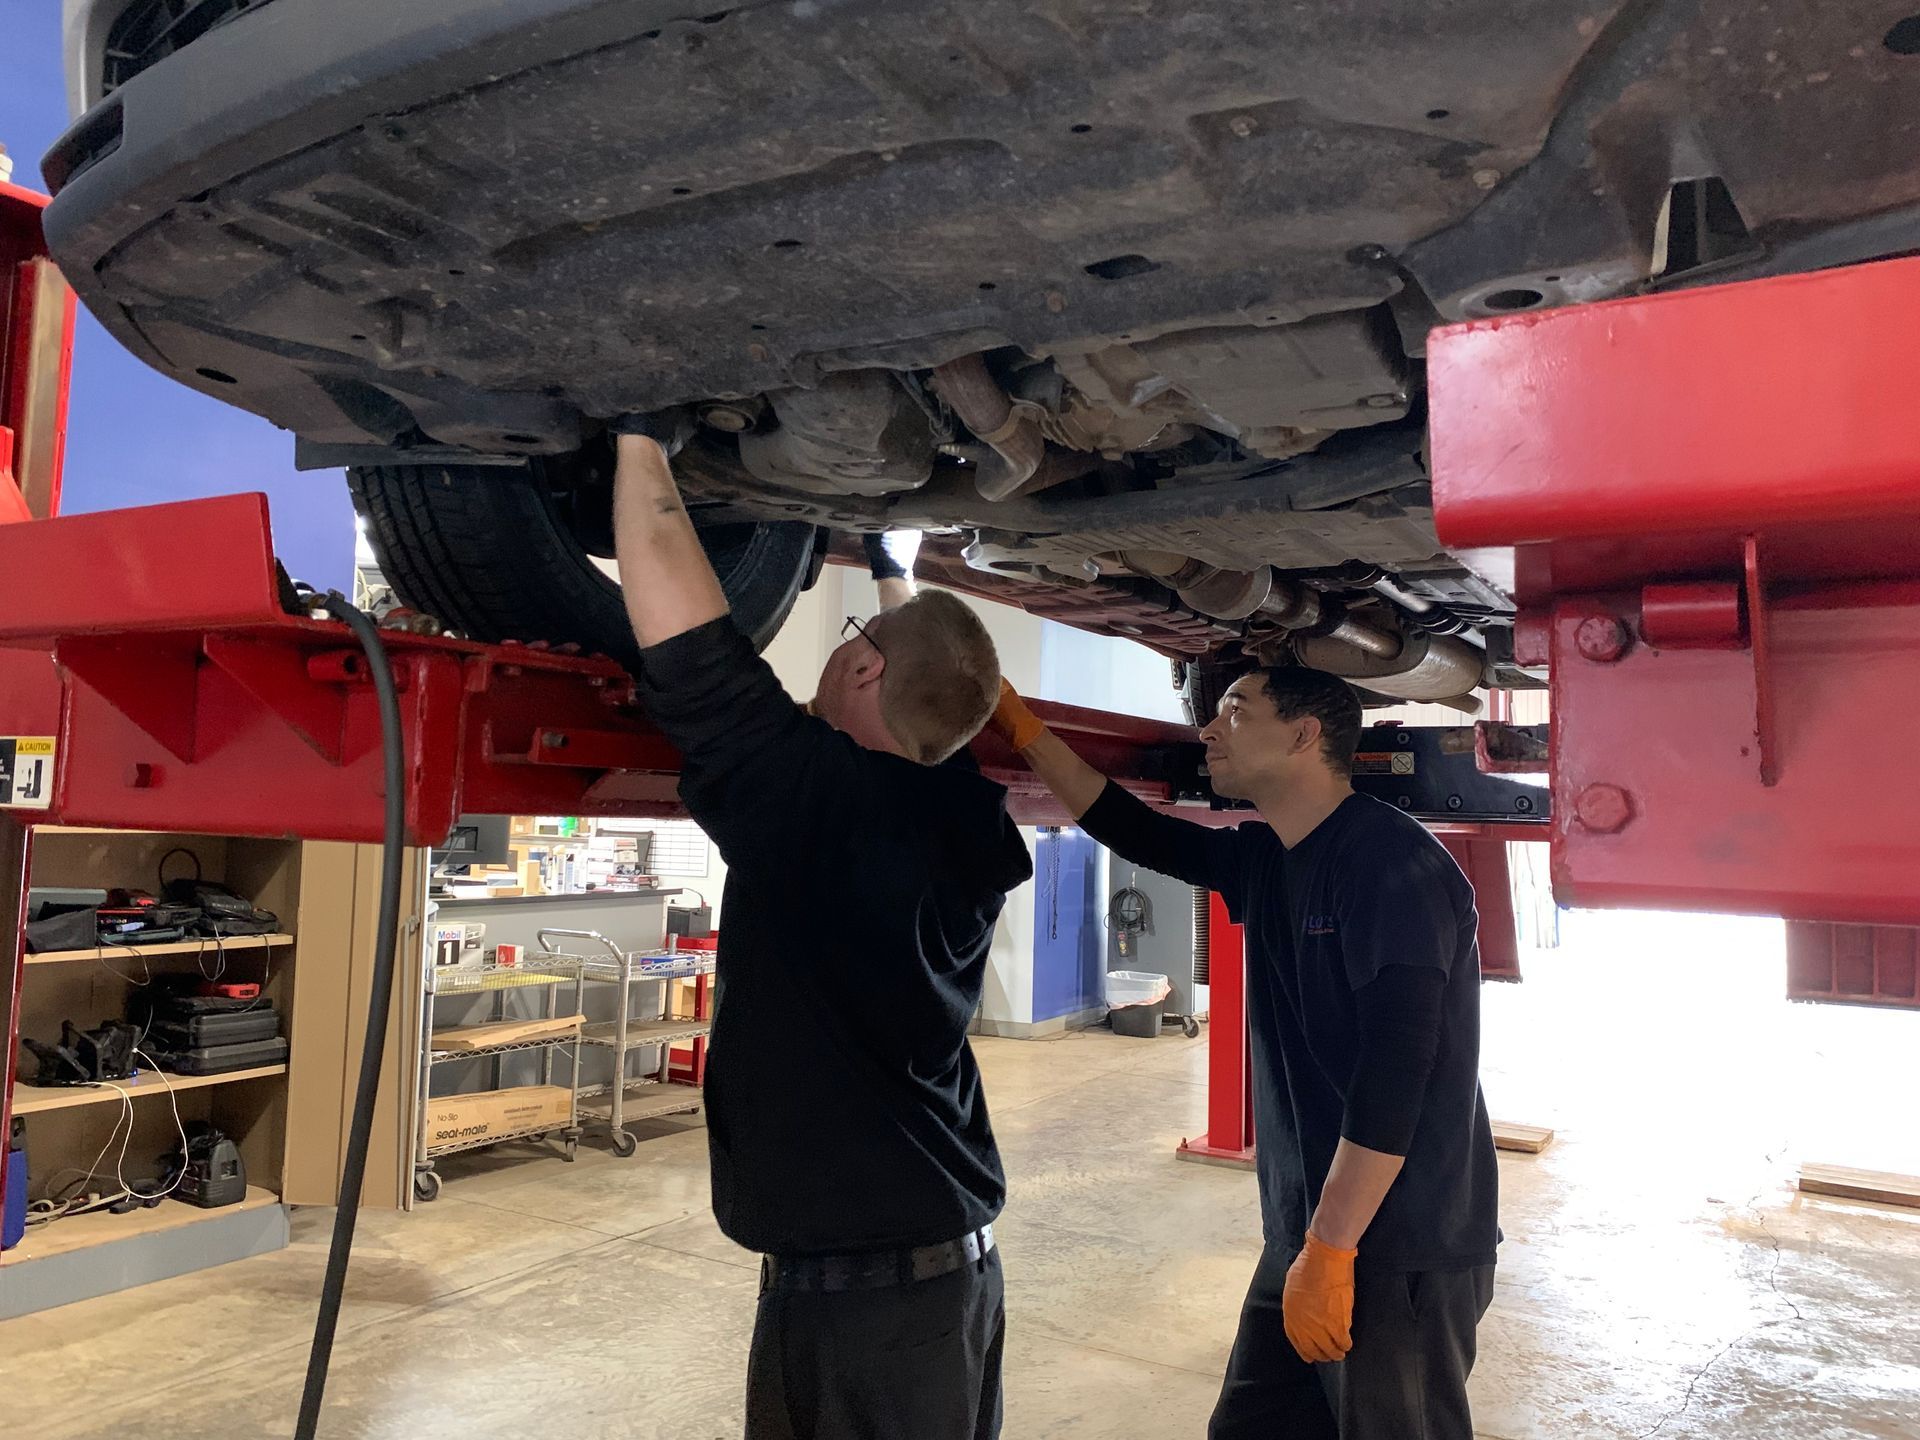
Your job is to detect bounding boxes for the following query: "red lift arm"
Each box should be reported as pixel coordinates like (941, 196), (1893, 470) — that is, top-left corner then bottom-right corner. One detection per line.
(1431, 257), (1920, 926)
(0, 492), (1209, 841)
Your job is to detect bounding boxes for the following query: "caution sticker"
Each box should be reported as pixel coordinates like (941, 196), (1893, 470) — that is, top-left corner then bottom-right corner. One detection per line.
(1352, 751), (1417, 777)
(0, 736), (57, 810)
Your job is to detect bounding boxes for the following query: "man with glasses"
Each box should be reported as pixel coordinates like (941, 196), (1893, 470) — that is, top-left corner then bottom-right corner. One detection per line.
(611, 426), (1032, 1440)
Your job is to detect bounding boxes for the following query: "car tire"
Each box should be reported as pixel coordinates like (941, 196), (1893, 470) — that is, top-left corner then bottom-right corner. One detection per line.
(348, 460), (817, 668)
(1173, 657), (1245, 729)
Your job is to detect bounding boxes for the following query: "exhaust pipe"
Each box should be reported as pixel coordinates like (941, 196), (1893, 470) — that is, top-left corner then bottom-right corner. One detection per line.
(1121, 551), (1484, 707)
(1294, 630), (1487, 709)
(1122, 553), (1403, 658)
(930, 355), (1047, 501)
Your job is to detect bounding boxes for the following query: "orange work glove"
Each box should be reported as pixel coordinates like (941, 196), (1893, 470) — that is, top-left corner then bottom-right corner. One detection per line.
(988, 678), (1048, 753)
(1282, 1232), (1358, 1364)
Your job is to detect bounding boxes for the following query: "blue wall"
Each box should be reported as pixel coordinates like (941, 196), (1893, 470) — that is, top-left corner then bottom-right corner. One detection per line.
(1031, 827), (1105, 1023)
(1, 12), (353, 591)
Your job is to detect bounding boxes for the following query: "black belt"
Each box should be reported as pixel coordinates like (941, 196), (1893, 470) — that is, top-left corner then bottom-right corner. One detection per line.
(760, 1224), (996, 1294)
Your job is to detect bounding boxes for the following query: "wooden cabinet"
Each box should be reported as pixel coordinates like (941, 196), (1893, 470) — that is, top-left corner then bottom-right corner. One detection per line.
(2, 828), (426, 1317)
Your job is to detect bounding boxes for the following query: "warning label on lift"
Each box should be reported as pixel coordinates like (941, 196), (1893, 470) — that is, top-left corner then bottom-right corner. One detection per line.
(0, 737), (57, 810)
(1352, 751), (1417, 777)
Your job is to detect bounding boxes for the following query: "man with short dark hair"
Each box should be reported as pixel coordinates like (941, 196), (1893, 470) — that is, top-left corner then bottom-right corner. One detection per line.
(612, 433), (1033, 1439)
(991, 666), (1499, 1439)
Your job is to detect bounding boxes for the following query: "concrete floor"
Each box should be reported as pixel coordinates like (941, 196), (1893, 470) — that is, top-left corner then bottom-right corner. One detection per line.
(7, 911), (1920, 1439)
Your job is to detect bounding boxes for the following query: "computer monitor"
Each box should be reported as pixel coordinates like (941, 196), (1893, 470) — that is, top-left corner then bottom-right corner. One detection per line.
(432, 814), (512, 873)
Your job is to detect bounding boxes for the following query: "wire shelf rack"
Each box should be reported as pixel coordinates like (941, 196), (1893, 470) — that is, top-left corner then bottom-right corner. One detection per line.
(577, 1018), (712, 1049)
(432, 962), (577, 996)
(536, 929), (709, 1150)
(430, 1033), (582, 1063)
(425, 1117), (577, 1160)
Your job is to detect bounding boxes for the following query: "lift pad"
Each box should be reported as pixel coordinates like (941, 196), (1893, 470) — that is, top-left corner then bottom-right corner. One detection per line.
(1432, 257), (1920, 924)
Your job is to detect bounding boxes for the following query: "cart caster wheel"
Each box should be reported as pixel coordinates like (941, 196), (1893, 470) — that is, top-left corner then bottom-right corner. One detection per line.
(1182, 1016), (1201, 1040)
(610, 1129), (638, 1158)
(564, 1127), (582, 1161)
(413, 1170), (442, 1203)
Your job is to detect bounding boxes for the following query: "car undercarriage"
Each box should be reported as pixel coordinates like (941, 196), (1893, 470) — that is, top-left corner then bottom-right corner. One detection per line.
(43, 0), (1920, 701)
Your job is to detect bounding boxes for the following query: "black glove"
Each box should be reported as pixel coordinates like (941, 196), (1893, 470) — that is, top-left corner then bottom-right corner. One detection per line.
(607, 409), (693, 455)
(863, 530), (922, 581)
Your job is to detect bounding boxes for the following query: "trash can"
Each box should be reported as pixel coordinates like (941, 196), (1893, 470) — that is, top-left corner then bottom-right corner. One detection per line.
(1106, 970), (1171, 1039)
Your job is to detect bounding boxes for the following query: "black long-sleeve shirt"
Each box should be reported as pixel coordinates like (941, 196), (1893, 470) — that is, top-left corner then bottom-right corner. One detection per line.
(1080, 783), (1499, 1273)
(635, 617), (1033, 1257)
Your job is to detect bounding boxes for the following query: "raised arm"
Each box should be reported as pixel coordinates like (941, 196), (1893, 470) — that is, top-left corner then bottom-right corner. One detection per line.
(989, 681), (1244, 902)
(613, 430), (855, 863)
(864, 530), (921, 612)
(611, 433), (730, 646)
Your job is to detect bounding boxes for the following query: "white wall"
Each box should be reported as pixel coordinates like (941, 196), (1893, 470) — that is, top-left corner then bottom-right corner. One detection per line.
(1037, 624), (1188, 725)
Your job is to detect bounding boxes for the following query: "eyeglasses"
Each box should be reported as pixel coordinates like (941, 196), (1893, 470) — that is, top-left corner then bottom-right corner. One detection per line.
(841, 615), (883, 656)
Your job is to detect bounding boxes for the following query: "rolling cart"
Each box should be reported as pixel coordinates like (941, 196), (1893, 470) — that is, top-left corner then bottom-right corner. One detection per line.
(412, 959), (584, 1202)
(536, 929), (713, 1157)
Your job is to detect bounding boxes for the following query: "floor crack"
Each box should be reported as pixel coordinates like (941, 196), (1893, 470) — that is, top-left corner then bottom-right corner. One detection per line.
(1636, 1155), (1805, 1439)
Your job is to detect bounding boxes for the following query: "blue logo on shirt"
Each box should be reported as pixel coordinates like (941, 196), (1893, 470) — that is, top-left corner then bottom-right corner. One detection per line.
(1304, 915), (1337, 937)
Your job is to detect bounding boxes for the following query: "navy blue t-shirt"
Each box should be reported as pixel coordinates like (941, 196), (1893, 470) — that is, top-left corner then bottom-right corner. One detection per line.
(1081, 785), (1499, 1273)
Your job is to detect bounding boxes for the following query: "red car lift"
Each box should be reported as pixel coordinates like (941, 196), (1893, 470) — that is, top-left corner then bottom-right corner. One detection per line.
(9, 187), (1920, 1202)
(0, 488), (1217, 1074)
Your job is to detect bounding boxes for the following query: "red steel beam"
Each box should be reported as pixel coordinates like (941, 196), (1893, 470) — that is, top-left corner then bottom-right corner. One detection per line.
(0, 496), (1211, 845)
(1431, 258), (1920, 925)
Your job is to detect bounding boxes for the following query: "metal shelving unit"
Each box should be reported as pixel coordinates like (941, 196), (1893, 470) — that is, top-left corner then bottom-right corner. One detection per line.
(413, 960), (583, 1202)
(578, 1017), (713, 1048)
(537, 929), (712, 1158)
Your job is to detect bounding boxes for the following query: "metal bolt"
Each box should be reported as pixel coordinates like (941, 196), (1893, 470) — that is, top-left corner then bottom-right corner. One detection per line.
(1361, 393), (1403, 409)
(1045, 290), (1068, 314)
(1514, 794), (1535, 814)
(1228, 115), (1256, 138)
(1575, 615), (1631, 663)
(1472, 168), (1501, 189)
(1575, 783), (1634, 834)
(1446, 794), (1464, 811)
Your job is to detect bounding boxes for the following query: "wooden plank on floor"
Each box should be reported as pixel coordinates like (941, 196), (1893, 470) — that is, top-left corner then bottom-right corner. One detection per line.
(1797, 1163), (1920, 1209)
(1492, 1120), (1555, 1154)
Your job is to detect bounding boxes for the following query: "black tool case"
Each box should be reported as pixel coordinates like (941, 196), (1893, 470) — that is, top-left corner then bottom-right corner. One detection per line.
(147, 1036), (290, 1075)
(145, 1009), (281, 1047)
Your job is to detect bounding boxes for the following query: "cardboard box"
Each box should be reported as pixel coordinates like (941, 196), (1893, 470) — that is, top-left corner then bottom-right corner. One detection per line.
(432, 1014), (579, 1053)
(667, 977), (702, 1021)
(424, 1085), (573, 1152)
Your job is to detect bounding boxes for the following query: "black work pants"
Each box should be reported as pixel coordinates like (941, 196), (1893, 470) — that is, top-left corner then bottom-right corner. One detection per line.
(1209, 1244), (1494, 1440)
(745, 1248), (1005, 1440)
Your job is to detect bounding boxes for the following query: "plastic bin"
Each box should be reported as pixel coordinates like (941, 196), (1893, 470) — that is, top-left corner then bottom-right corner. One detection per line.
(1107, 970), (1171, 1039)
(4, 1135), (26, 1252)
